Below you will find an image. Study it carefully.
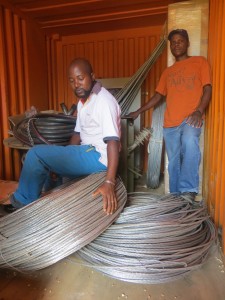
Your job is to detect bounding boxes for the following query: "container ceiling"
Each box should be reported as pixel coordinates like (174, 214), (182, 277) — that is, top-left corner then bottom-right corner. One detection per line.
(7, 0), (185, 36)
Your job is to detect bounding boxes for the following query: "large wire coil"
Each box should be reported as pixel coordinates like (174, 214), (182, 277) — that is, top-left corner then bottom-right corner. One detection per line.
(0, 172), (127, 271)
(76, 193), (217, 284)
(13, 113), (76, 147)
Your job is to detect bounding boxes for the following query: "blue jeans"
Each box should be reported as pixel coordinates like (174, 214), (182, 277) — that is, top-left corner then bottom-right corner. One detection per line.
(13, 144), (107, 205)
(163, 121), (202, 194)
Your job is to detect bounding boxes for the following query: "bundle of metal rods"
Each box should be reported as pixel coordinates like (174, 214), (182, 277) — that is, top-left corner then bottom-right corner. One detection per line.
(115, 37), (167, 115)
(0, 172), (127, 271)
(146, 101), (166, 188)
(76, 193), (217, 284)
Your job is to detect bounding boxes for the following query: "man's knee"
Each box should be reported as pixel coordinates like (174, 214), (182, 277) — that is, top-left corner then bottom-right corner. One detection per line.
(182, 135), (200, 150)
(24, 145), (45, 165)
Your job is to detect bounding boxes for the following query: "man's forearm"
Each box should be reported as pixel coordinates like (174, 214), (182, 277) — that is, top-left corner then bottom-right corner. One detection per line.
(197, 84), (212, 114)
(69, 132), (81, 145)
(128, 92), (164, 119)
(106, 140), (120, 183)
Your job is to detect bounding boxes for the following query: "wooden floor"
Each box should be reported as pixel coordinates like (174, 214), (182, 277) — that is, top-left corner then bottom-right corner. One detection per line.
(0, 180), (18, 203)
(0, 179), (225, 300)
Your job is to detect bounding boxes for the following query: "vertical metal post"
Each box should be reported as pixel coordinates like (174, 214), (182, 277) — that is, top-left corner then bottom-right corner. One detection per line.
(119, 118), (135, 192)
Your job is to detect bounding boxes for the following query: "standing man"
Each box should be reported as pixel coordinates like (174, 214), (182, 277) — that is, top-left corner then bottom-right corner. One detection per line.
(128, 29), (212, 203)
(2, 58), (121, 215)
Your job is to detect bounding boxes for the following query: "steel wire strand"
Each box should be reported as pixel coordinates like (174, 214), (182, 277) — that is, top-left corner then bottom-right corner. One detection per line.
(115, 38), (166, 103)
(93, 226), (204, 246)
(75, 248), (202, 284)
(0, 185), (125, 268)
(77, 246), (211, 272)
(75, 193), (217, 284)
(146, 101), (166, 188)
(76, 232), (214, 284)
(77, 243), (210, 270)
(0, 184), (125, 268)
(115, 38), (167, 115)
(80, 224), (210, 256)
(81, 205), (210, 247)
(90, 222), (208, 249)
(1, 174), (105, 229)
(0, 172), (127, 271)
(117, 197), (200, 223)
(78, 223), (214, 258)
(128, 128), (152, 154)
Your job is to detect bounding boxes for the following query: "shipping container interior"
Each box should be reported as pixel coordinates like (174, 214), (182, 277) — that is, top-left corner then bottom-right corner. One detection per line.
(0, 0), (225, 298)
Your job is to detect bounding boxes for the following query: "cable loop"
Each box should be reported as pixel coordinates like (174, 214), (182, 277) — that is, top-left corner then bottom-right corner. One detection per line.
(13, 113), (76, 147)
(76, 193), (217, 284)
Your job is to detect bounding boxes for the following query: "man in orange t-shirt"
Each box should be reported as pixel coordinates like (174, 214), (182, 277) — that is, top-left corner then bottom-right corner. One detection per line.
(128, 29), (212, 204)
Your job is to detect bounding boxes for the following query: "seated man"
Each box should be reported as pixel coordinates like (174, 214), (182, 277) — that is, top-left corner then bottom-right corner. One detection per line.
(2, 58), (121, 215)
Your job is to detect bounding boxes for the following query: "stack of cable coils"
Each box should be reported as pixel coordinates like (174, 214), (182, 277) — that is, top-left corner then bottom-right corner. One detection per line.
(76, 193), (217, 284)
(13, 113), (76, 147)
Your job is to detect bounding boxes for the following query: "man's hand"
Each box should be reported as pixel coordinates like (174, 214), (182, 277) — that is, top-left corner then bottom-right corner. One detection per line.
(92, 182), (117, 215)
(125, 93), (164, 120)
(69, 132), (81, 145)
(126, 111), (140, 120)
(186, 110), (203, 128)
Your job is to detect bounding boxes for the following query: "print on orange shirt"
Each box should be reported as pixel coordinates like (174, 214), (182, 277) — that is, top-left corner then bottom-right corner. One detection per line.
(156, 56), (211, 128)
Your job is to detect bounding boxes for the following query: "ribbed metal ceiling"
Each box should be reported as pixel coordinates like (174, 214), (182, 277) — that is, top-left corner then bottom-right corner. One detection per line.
(6, 0), (185, 35)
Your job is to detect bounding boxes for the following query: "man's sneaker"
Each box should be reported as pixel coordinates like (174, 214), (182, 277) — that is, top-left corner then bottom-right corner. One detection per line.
(0, 204), (17, 217)
(180, 192), (196, 201)
(180, 192), (198, 206)
(3, 204), (17, 213)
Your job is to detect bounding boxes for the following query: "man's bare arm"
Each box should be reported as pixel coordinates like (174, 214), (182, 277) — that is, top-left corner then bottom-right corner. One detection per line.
(186, 84), (212, 128)
(69, 132), (81, 145)
(127, 92), (164, 119)
(93, 140), (120, 215)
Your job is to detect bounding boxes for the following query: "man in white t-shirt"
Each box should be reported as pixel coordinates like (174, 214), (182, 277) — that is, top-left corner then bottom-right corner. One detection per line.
(3, 58), (121, 215)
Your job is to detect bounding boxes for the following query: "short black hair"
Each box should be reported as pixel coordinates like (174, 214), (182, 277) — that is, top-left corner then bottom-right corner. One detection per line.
(69, 58), (93, 74)
(168, 29), (189, 41)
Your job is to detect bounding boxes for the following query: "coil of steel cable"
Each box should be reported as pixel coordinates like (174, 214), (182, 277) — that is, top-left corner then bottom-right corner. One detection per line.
(0, 172), (127, 271)
(75, 193), (217, 284)
(13, 113), (76, 147)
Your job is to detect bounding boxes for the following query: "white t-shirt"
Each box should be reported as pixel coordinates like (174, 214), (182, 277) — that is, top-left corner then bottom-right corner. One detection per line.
(75, 84), (121, 166)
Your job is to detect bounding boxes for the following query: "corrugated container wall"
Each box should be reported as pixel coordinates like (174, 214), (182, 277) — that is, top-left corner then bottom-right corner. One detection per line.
(204, 0), (225, 253)
(0, 3), (49, 180)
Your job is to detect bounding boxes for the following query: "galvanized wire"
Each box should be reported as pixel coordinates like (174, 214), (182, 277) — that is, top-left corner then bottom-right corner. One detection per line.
(128, 127), (152, 154)
(0, 172), (127, 271)
(115, 37), (167, 115)
(146, 101), (166, 188)
(76, 193), (217, 284)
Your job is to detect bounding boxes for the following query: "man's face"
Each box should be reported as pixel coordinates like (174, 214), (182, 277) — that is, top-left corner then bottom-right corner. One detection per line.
(170, 34), (189, 58)
(68, 63), (94, 99)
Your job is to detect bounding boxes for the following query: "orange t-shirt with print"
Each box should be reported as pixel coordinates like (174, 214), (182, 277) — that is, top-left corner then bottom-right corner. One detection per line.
(156, 56), (212, 128)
